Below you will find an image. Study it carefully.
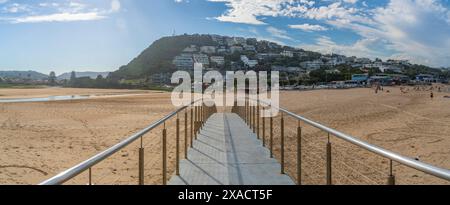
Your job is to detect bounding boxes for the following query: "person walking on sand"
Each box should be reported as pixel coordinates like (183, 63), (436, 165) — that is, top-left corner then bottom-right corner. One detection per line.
(431, 91), (434, 99)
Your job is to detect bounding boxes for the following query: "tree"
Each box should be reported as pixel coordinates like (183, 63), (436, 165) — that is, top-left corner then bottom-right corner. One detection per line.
(48, 71), (57, 86)
(70, 71), (77, 81)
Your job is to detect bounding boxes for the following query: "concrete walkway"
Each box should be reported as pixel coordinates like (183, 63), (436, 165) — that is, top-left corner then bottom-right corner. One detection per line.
(169, 113), (295, 185)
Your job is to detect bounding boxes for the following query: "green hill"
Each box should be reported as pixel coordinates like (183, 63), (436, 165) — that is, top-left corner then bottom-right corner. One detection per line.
(110, 34), (217, 80)
(0, 70), (48, 80)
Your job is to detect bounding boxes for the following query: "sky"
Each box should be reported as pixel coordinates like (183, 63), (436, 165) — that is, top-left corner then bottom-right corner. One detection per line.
(0, 0), (450, 74)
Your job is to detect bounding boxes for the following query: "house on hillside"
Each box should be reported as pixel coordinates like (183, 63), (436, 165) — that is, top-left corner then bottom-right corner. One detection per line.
(243, 45), (256, 52)
(300, 59), (323, 70)
(241, 55), (258, 68)
(193, 54), (210, 66)
(210, 56), (225, 66)
(173, 53), (194, 70)
(200, 46), (216, 54)
(230, 46), (243, 53)
(183, 45), (198, 53)
(280, 50), (294, 58)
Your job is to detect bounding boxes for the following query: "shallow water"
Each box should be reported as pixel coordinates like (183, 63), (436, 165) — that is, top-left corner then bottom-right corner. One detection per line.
(0, 95), (91, 103)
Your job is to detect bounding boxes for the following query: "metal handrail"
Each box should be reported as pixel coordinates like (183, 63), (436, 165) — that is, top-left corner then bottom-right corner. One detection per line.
(40, 101), (199, 185)
(249, 98), (450, 182)
(40, 95), (450, 185)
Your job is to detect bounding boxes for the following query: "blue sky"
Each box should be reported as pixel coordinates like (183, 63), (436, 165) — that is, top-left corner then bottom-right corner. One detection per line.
(1, 0), (450, 74)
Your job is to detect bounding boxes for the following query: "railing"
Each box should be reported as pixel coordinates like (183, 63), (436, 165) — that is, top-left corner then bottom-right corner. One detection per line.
(40, 94), (450, 185)
(40, 100), (217, 185)
(232, 98), (450, 185)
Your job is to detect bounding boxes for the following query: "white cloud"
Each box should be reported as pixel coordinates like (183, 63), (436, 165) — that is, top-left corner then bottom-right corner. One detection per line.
(1, 1), (121, 24)
(317, 0), (450, 67)
(12, 12), (106, 23)
(300, 36), (392, 59)
(110, 0), (121, 13)
(266, 26), (292, 40)
(2, 3), (31, 13)
(206, 0), (450, 67)
(343, 0), (359, 4)
(207, 0), (362, 25)
(289, 23), (328, 31)
(207, 0), (316, 25)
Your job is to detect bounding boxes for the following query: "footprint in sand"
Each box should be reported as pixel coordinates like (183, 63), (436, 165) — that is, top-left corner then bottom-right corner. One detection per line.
(0, 165), (48, 176)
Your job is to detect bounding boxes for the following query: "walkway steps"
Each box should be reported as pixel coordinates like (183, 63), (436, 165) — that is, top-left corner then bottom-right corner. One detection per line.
(169, 113), (295, 185)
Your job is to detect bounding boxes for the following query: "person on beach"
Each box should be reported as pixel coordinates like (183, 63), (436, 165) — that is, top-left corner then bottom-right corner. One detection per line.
(431, 91), (434, 99)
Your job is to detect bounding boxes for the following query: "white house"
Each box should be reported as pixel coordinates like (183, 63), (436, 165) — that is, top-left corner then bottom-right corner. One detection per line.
(193, 54), (210, 65)
(243, 45), (256, 52)
(230, 46), (243, 53)
(234, 37), (246, 45)
(241, 55), (258, 68)
(173, 53), (194, 70)
(183, 45), (198, 53)
(281, 50), (294, 58)
(200, 46), (216, 54)
(300, 59), (323, 70)
(210, 56), (225, 65)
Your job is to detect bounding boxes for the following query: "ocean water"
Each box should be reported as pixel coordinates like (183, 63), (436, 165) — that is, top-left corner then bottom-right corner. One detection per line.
(0, 95), (91, 103)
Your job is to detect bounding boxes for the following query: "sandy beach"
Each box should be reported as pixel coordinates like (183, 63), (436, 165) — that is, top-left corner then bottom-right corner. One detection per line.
(276, 85), (450, 185)
(0, 86), (449, 185)
(0, 88), (176, 185)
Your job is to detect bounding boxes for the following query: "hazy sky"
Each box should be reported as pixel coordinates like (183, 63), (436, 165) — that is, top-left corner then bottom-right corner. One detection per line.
(1, 0), (450, 74)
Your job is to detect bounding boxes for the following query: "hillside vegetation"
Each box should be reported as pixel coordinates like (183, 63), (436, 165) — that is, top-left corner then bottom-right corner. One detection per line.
(110, 34), (217, 80)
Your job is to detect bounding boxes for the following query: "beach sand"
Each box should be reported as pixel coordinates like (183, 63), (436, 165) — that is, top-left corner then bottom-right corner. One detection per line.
(0, 86), (449, 185)
(0, 88), (176, 185)
(275, 85), (450, 185)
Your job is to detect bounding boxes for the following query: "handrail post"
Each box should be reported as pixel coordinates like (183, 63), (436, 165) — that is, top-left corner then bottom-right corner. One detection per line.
(88, 167), (92, 185)
(326, 133), (332, 185)
(139, 137), (144, 185)
(262, 116), (266, 147)
(281, 114), (285, 174)
(245, 99), (250, 126)
(297, 124), (302, 185)
(248, 100), (251, 127)
(251, 103), (253, 129)
(203, 104), (205, 126)
(201, 104), (204, 128)
(195, 105), (198, 139)
(185, 111), (188, 159)
(257, 104), (260, 139)
(253, 105), (256, 133)
(270, 116), (273, 158)
(176, 116), (180, 176)
(388, 160), (396, 185)
(246, 99), (249, 125)
(162, 126), (167, 185)
(190, 108), (193, 148)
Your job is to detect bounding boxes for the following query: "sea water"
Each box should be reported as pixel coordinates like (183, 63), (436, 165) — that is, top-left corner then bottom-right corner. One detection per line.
(0, 95), (91, 103)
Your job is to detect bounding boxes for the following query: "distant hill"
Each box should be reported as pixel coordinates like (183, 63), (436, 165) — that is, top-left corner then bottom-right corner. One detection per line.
(0, 70), (48, 80)
(57, 71), (110, 80)
(108, 34), (447, 83)
(110, 34), (217, 80)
